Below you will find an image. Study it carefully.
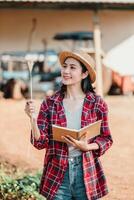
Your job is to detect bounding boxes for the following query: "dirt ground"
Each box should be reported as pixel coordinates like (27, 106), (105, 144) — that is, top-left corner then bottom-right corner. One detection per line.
(0, 95), (134, 200)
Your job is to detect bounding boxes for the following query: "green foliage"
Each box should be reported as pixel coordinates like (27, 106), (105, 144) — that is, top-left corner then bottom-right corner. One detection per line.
(0, 170), (45, 200)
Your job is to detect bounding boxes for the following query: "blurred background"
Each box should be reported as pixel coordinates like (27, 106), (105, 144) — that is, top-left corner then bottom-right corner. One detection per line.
(0, 1), (134, 199)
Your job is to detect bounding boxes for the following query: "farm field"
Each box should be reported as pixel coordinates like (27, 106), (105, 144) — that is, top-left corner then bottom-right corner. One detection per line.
(0, 95), (134, 200)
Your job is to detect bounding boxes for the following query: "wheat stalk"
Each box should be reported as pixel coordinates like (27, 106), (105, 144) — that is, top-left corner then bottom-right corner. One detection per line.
(27, 60), (34, 100)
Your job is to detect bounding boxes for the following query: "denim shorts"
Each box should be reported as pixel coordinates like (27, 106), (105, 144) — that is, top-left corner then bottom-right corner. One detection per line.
(54, 155), (88, 200)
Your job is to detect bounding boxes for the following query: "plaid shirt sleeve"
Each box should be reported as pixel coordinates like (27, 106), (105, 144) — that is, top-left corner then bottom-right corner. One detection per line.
(93, 97), (113, 157)
(30, 99), (50, 150)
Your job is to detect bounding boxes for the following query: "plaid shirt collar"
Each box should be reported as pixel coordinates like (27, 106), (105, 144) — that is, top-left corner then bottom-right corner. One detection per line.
(49, 89), (96, 104)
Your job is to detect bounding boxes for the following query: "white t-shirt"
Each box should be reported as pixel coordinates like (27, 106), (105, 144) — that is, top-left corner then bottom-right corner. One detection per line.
(63, 98), (84, 157)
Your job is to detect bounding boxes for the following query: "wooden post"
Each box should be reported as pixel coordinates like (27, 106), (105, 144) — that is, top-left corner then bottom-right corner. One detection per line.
(93, 10), (103, 97)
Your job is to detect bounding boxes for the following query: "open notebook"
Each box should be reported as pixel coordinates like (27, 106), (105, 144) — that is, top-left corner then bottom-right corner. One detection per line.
(52, 120), (102, 142)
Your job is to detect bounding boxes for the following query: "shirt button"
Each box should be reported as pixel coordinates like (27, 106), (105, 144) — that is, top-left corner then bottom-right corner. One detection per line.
(70, 158), (73, 162)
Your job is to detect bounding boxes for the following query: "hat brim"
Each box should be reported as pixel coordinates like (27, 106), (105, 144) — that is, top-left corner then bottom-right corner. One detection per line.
(59, 51), (96, 83)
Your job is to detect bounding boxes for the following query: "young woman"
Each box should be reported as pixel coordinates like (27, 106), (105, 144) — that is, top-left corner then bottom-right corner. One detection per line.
(25, 50), (113, 200)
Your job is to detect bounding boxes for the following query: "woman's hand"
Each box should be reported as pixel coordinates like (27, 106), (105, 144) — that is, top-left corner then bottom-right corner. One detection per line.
(25, 100), (37, 119)
(62, 135), (99, 152)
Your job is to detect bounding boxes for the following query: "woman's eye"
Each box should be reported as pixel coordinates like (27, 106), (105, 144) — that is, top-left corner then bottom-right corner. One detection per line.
(62, 65), (67, 68)
(71, 66), (76, 70)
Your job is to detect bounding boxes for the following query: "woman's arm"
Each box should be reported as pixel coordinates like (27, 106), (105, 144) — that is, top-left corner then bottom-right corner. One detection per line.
(30, 117), (40, 141)
(25, 100), (50, 150)
(92, 97), (113, 157)
(25, 100), (40, 140)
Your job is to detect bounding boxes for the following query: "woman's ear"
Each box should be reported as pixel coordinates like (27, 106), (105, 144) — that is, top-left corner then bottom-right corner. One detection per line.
(82, 71), (89, 79)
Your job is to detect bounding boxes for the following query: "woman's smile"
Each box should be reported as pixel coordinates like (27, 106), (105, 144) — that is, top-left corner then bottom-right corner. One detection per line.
(63, 75), (72, 80)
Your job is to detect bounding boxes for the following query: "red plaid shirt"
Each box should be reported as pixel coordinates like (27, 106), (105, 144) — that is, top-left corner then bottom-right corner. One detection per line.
(31, 90), (113, 200)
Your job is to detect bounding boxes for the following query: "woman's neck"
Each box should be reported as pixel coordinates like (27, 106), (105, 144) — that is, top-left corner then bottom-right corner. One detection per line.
(65, 85), (85, 100)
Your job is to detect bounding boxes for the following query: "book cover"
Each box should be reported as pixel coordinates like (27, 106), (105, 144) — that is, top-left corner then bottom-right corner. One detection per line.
(52, 120), (102, 142)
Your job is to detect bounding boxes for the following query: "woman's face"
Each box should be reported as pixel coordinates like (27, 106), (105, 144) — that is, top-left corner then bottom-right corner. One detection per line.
(61, 57), (88, 86)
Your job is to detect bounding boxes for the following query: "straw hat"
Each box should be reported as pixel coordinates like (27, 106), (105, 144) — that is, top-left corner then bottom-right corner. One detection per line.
(59, 50), (96, 83)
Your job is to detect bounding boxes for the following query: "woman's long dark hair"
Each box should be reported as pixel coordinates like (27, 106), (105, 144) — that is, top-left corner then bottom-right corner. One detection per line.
(60, 58), (95, 94)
